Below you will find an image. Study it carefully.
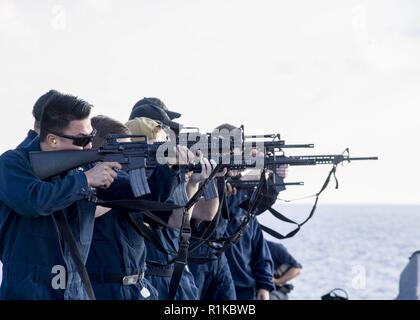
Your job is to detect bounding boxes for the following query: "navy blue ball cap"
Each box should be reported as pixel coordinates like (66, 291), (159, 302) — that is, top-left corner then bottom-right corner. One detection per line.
(131, 97), (181, 120)
(129, 102), (183, 132)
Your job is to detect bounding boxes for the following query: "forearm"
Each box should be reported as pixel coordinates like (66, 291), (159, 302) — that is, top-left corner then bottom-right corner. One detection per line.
(168, 190), (219, 228)
(166, 180), (197, 228)
(274, 268), (301, 286)
(185, 180), (199, 199)
(192, 197), (220, 222)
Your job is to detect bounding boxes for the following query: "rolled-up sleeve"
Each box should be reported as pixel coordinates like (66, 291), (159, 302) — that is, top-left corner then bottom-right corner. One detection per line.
(250, 218), (275, 292)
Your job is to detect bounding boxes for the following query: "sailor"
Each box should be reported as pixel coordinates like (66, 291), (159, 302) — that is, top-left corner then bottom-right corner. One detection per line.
(187, 125), (238, 300)
(188, 199), (237, 300)
(224, 186), (274, 300)
(85, 115), (180, 300)
(17, 89), (59, 148)
(144, 161), (220, 300)
(0, 92), (130, 299)
(127, 100), (219, 299)
(212, 123), (287, 300)
(267, 241), (302, 300)
(129, 97), (182, 134)
(396, 251), (420, 300)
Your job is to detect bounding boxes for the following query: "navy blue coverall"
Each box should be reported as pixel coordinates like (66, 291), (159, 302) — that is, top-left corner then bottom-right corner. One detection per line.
(145, 181), (199, 300)
(0, 137), (150, 299)
(17, 130), (37, 148)
(224, 191), (275, 300)
(86, 166), (179, 300)
(188, 220), (237, 300)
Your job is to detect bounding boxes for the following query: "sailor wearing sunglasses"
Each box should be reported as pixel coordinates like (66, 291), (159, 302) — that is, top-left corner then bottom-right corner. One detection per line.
(0, 91), (171, 300)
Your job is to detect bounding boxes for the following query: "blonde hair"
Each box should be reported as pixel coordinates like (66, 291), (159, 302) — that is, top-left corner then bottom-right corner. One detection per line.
(125, 117), (162, 142)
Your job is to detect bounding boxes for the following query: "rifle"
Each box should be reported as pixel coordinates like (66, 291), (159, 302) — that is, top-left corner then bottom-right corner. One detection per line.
(29, 134), (198, 197)
(180, 127), (377, 166)
(242, 129), (314, 151)
(189, 150), (378, 172)
(264, 151), (379, 167)
(226, 176), (304, 192)
(30, 127), (378, 197)
(175, 126), (314, 159)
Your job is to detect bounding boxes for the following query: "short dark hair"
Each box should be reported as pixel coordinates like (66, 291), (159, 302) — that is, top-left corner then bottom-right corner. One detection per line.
(32, 90), (60, 130)
(39, 93), (93, 142)
(91, 115), (129, 148)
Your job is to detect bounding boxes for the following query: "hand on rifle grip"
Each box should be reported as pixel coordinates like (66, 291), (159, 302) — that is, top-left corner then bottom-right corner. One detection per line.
(275, 164), (289, 179)
(85, 162), (121, 189)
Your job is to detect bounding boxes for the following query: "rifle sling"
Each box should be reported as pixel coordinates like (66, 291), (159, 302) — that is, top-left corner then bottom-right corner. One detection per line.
(168, 210), (190, 300)
(207, 170), (268, 257)
(53, 211), (96, 300)
(95, 198), (183, 212)
(167, 164), (223, 300)
(124, 212), (177, 256)
(259, 164), (338, 239)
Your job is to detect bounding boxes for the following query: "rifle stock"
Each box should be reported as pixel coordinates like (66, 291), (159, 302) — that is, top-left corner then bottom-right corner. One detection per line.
(30, 149), (103, 180)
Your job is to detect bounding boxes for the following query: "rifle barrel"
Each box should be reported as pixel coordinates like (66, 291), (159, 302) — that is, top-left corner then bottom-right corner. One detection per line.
(279, 144), (314, 149)
(348, 157), (379, 161)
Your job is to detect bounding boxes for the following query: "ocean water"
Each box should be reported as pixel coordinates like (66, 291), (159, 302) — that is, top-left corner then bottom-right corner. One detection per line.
(258, 204), (420, 300)
(0, 204), (418, 300)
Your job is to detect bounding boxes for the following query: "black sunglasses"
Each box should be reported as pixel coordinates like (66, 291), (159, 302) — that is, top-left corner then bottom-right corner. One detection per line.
(51, 129), (97, 147)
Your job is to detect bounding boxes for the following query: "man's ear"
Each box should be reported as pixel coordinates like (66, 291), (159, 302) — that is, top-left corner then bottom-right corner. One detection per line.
(46, 133), (58, 149)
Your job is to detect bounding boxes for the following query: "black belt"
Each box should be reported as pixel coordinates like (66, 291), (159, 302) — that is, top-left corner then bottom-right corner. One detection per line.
(146, 265), (174, 277)
(89, 272), (145, 285)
